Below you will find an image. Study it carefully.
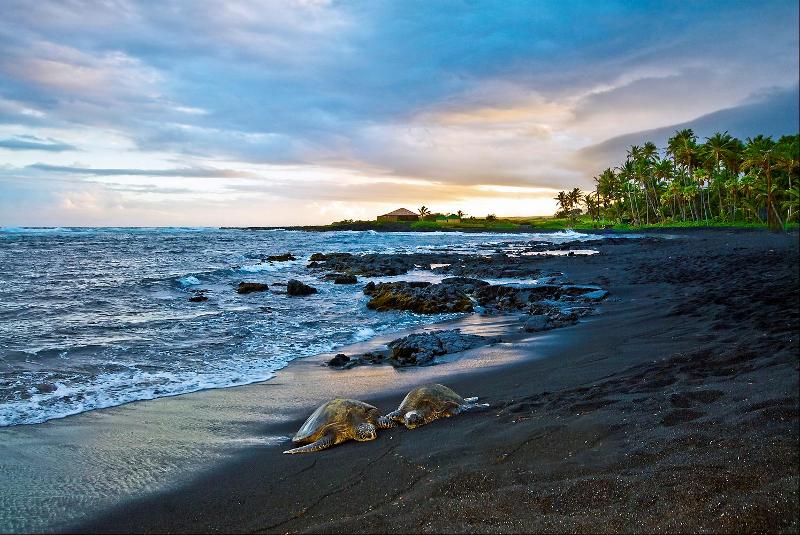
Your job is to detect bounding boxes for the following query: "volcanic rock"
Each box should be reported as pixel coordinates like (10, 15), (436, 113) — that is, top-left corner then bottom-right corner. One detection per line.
(387, 329), (501, 367)
(237, 282), (269, 294)
(287, 279), (317, 296)
(364, 281), (473, 314)
(267, 253), (296, 261)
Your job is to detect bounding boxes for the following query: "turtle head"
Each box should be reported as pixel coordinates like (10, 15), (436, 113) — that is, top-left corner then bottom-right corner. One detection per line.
(403, 411), (424, 429)
(355, 422), (377, 441)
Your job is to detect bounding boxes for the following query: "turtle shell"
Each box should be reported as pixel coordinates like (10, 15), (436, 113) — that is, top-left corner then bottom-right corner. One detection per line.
(398, 383), (464, 414)
(292, 398), (380, 443)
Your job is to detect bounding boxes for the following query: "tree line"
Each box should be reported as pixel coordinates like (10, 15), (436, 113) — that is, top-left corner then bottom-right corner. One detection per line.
(555, 130), (799, 230)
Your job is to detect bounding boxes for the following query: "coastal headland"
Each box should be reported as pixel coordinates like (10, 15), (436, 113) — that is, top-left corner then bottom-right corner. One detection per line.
(67, 228), (799, 534)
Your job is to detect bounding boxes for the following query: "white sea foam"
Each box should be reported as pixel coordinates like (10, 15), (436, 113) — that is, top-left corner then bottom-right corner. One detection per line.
(351, 327), (376, 342)
(0, 226), (69, 234)
(238, 263), (277, 273)
(0, 227), (642, 427)
(178, 275), (202, 286)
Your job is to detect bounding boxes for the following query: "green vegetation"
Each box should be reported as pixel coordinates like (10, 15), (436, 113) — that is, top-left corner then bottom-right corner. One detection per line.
(559, 130), (799, 231)
(410, 220), (440, 230)
(322, 214), (797, 232)
(320, 129), (798, 233)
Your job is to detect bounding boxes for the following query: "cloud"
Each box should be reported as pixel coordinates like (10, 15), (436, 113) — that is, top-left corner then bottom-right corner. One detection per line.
(26, 163), (256, 178)
(574, 85), (800, 179)
(0, 0), (797, 224)
(0, 135), (76, 151)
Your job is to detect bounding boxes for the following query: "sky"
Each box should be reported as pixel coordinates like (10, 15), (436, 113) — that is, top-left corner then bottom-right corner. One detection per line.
(0, 0), (798, 226)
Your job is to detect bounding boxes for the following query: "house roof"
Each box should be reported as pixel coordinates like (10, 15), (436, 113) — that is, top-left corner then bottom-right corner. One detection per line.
(381, 208), (418, 216)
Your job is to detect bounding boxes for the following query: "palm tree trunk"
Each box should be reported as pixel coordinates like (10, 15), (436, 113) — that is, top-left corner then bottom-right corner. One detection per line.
(766, 164), (779, 231)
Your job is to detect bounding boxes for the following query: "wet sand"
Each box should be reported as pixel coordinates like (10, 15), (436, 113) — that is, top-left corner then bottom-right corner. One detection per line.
(5, 229), (798, 533)
(0, 313), (525, 533)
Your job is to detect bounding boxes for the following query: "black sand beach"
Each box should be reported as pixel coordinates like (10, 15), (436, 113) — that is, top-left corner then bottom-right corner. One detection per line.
(75, 230), (798, 533)
(67, 230), (799, 533)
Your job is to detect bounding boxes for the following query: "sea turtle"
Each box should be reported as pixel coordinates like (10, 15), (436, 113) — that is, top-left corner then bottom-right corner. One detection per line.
(283, 398), (396, 454)
(385, 383), (487, 429)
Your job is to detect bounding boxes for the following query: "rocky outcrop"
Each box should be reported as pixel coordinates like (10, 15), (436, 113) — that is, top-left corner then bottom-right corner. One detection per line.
(560, 286), (609, 301)
(189, 289), (209, 302)
(362, 277), (607, 315)
(360, 275), (609, 336)
(520, 303), (595, 332)
(387, 329), (501, 367)
(475, 283), (606, 314)
(267, 253), (296, 261)
(327, 350), (389, 369)
(323, 273), (358, 284)
(521, 314), (551, 332)
(432, 256), (545, 278)
(328, 353), (355, 368)
(363, 280), (476, 313)
(305, 250), (580, 279)
(327, 329), (500, 369)
(307, 252), (465, 277)
(237, 282), (269, 294)
(287, 279), (317, 296)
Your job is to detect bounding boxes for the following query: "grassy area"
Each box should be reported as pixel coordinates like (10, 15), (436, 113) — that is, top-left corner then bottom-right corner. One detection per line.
(316, 217), (798, 232)
(411, 219), (517, 230)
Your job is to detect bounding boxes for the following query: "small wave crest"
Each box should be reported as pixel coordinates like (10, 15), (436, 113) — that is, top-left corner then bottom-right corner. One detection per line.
(178, 275), (202, 287)
(351, 327), (376, 342)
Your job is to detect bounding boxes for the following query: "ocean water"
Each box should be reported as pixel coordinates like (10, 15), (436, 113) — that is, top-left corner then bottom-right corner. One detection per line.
(0, 227), (596, 427)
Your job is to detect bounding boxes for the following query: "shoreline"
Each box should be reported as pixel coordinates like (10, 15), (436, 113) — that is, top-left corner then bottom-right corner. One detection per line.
(78, 228), (798, 533)
(224, 223), (796, 234)
(1, 229), (796, 533)
(0, 312), (531, 534)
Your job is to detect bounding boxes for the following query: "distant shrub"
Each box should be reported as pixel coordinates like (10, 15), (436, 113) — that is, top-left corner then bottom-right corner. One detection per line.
(411, 220), (440, 230)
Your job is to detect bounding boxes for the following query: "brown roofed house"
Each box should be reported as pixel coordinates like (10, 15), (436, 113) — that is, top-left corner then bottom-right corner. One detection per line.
(377, 208), (419, 222)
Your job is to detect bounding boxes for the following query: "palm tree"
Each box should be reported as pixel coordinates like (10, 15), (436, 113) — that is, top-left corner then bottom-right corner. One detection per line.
(641, 141), (659, 162)
(567, 188), (583, 210)
(418, 206), (431, 218)
(683, 183), (699, 220)
(558, 130), (796, 228)
(595, 168), (619, 220)
(660, 178), (681, 221)
(456, 210), (465, 219)
(742, 135), (782, 231)
(654, 159), (675, 218)
(702, 132), (735, 219)
(738, 173), (758, 221)
(554, 191), (570, 215)
(584, 194), (600, 221)
(725, 175), (740, 221)
(670, 129), (708, 221)
(781, 187), (799, 223)
(618, 160), (640, 223)
(773, 142), (799, 222)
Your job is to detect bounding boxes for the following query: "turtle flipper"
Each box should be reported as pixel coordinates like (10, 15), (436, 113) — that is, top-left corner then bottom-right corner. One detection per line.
(384, 409), (403, 423)
(450, 397), (489, 415)
(283, 434), (333, 454)
(377, 415), (398, 429)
